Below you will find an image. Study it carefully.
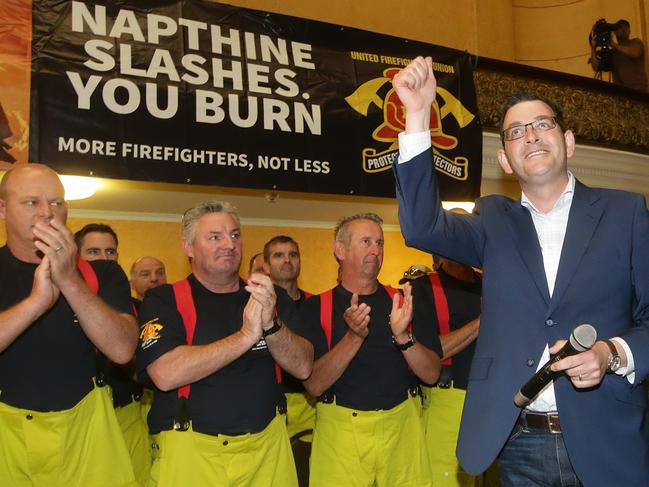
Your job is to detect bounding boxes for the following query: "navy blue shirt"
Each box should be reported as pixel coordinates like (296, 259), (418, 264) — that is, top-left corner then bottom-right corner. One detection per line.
(0, 246), (134, 411)
(299, 283), (442, 410)
(281, 288), (312, 394)
(137, 275), (309, 435)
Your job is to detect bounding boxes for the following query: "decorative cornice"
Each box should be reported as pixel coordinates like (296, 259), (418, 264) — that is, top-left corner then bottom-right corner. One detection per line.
(474, 68), (649, 153)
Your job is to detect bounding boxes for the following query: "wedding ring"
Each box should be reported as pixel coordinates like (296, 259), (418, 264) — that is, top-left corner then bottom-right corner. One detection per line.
(55, 246), (63, 252)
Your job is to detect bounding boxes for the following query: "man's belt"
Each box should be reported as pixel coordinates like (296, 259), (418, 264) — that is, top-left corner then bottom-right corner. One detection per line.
(319, 385), (421, 408)
(172, 398), (286, 433)
(114, 390), (143, 409)
(516, 411), (561, 434)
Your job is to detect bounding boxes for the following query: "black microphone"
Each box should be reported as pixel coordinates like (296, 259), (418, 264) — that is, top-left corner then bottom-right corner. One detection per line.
(514, 324), (597, 408)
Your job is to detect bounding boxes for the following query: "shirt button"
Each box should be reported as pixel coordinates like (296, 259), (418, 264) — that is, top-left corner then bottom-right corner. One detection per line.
(222, 440), (228, 446)
(545, 319), (556, 327)
(352, 412), (357, 417)
(527, 359), (535, 367)
(26, 414), (33, 420)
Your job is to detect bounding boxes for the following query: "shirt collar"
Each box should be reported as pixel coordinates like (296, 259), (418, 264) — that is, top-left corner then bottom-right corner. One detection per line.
(521, 172), (575, 215)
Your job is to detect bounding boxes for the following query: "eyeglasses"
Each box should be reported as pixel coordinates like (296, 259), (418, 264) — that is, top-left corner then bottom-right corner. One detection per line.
(501, 116), (557, 141)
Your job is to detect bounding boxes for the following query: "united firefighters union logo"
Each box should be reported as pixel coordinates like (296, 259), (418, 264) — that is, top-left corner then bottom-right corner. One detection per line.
(140, 318), (163, 349)
(345, 66), (475, 179)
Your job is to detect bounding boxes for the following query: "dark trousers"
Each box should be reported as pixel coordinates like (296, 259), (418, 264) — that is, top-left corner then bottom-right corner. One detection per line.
(499, 425), (582, 487)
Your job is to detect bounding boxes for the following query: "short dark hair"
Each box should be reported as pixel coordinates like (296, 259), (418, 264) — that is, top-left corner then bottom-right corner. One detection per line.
(248, 252), (264, 275)
(616, 19), (630, 29)
(499, 91), (565, 146)
(263, 235), (299, 263)
(74, 223), (118, 248)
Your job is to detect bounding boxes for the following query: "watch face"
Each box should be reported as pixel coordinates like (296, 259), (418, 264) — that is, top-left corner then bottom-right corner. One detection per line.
(610, 356), (621, 372)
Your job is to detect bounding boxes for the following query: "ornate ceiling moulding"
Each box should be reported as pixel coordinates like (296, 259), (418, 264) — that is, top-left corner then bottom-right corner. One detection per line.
(473, 66), (649, 154)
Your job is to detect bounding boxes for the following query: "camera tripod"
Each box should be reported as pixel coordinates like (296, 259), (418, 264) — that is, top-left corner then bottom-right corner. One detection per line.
(593, 70), (612, 82)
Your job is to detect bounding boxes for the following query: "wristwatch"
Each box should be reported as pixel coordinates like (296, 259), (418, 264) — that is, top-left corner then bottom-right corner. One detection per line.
(392, 333), (416, 351)
(262, 316), (283, 338)
(604, 339), (621, 373)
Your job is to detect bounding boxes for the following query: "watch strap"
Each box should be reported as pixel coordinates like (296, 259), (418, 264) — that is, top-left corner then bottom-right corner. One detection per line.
(262, 316), (282, 337)
(392, 333), (416, 351)
(604, 339), (621, 372)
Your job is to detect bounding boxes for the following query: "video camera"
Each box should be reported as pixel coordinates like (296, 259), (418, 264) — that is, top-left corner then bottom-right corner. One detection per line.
(589, 18), (617, 72)
(591, 18), (617, 48)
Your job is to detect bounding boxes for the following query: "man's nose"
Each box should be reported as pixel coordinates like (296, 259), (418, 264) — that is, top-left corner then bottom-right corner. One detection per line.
(223, 234), (236, 248)
(36, 201), (54, 219)
(524, 123), (541, 142)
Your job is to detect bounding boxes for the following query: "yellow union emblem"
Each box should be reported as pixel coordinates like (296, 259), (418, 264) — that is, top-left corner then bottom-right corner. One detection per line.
(140, 318), (163, 349)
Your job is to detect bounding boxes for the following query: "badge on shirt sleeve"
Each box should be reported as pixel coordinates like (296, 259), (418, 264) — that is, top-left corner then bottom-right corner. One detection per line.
(140, 318), (163, 349)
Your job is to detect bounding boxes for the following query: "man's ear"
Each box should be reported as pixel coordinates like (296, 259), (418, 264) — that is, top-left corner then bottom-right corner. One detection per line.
(182, 239), (194, 259)
(564, 129), (576, 159)
(497, 149), (513, 175)
(333, 240), (345, 262)
(0, 198), (5, 219)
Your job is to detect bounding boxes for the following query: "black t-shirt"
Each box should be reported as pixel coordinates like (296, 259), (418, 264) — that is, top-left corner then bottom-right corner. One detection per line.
(132, 297), (142, 315)
(100, 358), (143, 408)
(98, 296), (143, 408)
(299, 283), (442, 410)
(411, 269), (482, 389)
(281, 288), (311, 394)
(0, 246), (134, 411)
(136, 275), (308, 436)
(294, 289), (309, 307)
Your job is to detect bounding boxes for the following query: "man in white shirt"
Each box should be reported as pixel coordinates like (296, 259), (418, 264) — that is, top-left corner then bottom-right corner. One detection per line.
(391, 56), (649, 487)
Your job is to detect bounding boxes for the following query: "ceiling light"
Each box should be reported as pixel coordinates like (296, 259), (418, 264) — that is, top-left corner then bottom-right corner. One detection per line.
(60, 175), (101, 200)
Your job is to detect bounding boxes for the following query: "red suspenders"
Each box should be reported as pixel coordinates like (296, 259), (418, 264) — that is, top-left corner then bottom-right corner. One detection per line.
(77, 258), (99, 294)
(384, 285), (402, 303)
(172, 280), (196, 400)
(171, 278), (282, 403)
(77, 258), (108, 385)
(428, 273), (452, 366)
(318, 285), (405, 350)
(319, 289), (334, 350)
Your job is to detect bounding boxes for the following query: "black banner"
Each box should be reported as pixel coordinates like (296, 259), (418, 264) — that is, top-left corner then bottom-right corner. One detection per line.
(30, 0), (482, 199)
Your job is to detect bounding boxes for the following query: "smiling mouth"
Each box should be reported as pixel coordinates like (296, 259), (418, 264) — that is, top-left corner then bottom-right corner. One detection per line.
(525, 149), (549, 159)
